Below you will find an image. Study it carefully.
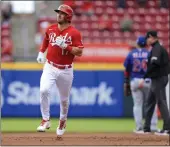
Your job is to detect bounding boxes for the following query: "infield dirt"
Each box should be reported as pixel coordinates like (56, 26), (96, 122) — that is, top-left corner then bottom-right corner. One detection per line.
(1, 132), (170, 146)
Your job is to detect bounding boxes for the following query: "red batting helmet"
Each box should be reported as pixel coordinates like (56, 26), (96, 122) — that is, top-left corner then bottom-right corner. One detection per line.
(54, 4), (73, 22)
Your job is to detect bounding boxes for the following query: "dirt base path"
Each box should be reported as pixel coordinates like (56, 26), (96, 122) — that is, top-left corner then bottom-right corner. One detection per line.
(2, 132), (170, 146)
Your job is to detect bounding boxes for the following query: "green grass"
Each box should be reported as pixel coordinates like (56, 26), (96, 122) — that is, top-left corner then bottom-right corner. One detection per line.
(1, 118), (163, 132)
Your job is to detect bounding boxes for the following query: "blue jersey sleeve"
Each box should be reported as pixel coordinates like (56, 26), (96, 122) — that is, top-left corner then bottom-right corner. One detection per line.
(124, 52), (132, 72)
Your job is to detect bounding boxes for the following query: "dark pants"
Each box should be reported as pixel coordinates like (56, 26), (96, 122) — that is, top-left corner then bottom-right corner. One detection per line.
(144, 76), (170, 131)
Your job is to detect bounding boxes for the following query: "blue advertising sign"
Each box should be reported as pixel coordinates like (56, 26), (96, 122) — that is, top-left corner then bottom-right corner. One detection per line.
(1, 70), (124, 117)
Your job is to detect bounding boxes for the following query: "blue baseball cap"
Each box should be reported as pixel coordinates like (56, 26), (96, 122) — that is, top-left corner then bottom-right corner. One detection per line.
(136, 36), (146, 46)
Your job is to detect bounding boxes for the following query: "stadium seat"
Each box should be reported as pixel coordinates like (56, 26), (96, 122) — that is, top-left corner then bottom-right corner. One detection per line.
(105, 0), (115, 7)
(127, 8), (135, 16)
(126, 0), (136, 8)
(37, 1), (169, 52)
(148, 0), (158, 8)
(94, 0), (103, 6)
(103, 31), (110, 37)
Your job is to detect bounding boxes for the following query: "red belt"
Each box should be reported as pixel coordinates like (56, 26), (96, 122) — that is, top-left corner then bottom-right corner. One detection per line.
(47, 60), (72, 69)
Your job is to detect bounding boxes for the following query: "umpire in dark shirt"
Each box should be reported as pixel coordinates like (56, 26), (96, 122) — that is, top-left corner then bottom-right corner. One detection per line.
(143, 30), (170, 135)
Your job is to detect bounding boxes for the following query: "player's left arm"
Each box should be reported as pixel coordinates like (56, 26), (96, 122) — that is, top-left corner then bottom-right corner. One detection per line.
(123, 53), (132, 96)
(124, 53), (131, 77)
(70, 46), (83, 56)
(69, 30), (84, 56)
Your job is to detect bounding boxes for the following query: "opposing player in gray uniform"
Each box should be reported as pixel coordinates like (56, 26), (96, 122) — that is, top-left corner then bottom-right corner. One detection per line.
(124, 36), (159, 133)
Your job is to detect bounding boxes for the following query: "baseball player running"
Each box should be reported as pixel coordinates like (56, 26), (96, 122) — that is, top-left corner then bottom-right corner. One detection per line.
(124, 36), (158, 133)
(36, 4), (84, 137)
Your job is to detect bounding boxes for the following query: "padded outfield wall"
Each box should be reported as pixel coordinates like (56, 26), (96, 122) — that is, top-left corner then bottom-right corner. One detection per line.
(1, 62), (169, 117)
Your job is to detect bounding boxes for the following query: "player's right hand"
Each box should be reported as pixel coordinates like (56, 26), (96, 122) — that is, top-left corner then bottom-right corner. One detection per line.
(37, 52), (46, 64)
(55, 36), (68, 49)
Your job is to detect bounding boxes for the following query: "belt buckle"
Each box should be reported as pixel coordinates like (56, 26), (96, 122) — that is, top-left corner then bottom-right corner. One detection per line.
(65, 65), (69, 69)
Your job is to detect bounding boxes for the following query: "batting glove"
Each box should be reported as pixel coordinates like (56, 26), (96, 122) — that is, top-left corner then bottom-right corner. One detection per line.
(55, 36), (68, 49)
(37, 52), (46, 64)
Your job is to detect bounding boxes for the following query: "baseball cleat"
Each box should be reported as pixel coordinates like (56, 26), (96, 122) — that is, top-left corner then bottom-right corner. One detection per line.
(37, 119), (51, 132)
(134, 129), (151, 134)
(154, 130), (170, 136)
(133, 128), (144, 134)
(142, 129), (152, 134)
(151, 128), (161, 133)
(56, 120), (66, 137)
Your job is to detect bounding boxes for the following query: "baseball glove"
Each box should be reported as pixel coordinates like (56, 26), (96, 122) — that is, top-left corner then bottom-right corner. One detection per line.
(124, 82), (131, 96)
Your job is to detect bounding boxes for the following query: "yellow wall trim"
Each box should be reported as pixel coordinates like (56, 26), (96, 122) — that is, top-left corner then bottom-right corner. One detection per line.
(1, 62), (124, 70)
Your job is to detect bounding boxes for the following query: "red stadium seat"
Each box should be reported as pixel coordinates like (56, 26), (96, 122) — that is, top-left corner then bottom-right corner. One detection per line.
(81, 15), (89, 21)
(144, 23), (153, 30)
(82, 30), (90, 37)
(133, 23), (140, 31)
(148, 0), (158, 8)
(133, 15), (141, 23)
(111, 15), (119, 22)
(95, 7), (103, 15)
(106, 7), (115, 15)
(94, 30), (102, 37)
(113, 31), (121, 37)
(155, 16), (164, 22)
(81, 22), (90, 29)
(105, 0), (116, 7)
(160, 8), (169, 15)
(38, 1), (169, 52)
(144, 15), (156, 23)
(93, 38), (103, 44)
(94, 0), (103, 6)
(112, 23), (120, 30)
(74, 1), (83, 6)
(116, 8), (125, 17)
(89, 15), (98, 21)
(127, 8), (136, 16)
(103, 31), (110, 37)
(126, 0), (136, 8)
(114, 39), (123, 43)
(123, 32), (131, 38)
(83, 38), (91, 44)
(91, 22), (98, 29)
